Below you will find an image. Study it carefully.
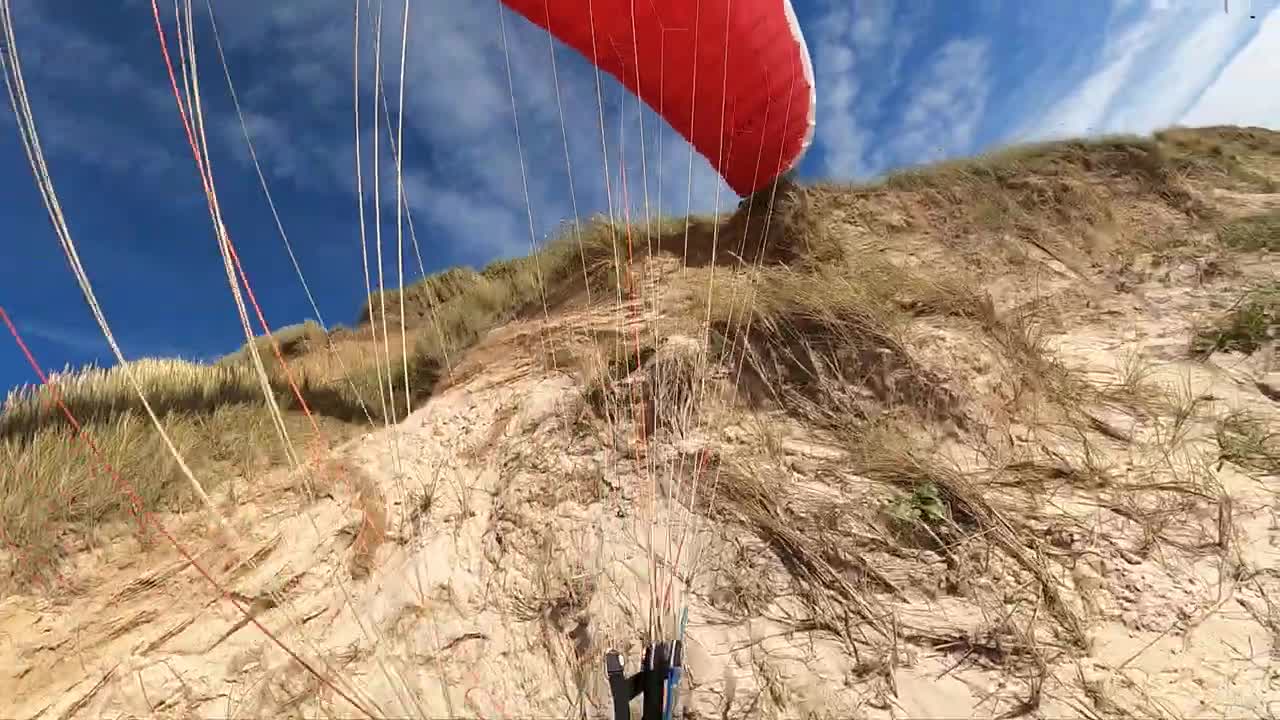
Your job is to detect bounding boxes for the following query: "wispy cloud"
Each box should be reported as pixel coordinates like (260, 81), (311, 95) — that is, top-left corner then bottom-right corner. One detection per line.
(10, 317), (190, 364)
(808, 0), (910, 178)
(25, 107), (181, 178)
(399, 170), (530, 260)
(806, 0), (998, 178)
(12, 320), (108, 358)
(875, 37), (990, 171)
(1181, 8), (1280, 127)
(7, 0), (183, 178)
(9, 0), (1280, 273)
(199, 0), (731, 266)
(1015, 1), (1273, 141)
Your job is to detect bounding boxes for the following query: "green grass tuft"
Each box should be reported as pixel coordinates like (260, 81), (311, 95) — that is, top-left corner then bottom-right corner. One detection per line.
(1191, 282), (1279, 357)
(1216, 212), (1280, 252)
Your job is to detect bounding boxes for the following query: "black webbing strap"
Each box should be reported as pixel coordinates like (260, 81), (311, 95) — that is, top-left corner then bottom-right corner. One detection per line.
(605, 650), (635, 720)
(605, 642), (681, 720)
(643, 643), (671, 720)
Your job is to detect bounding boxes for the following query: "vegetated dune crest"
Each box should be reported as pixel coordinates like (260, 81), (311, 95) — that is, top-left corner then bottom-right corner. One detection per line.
(1, 126), (1279, 719)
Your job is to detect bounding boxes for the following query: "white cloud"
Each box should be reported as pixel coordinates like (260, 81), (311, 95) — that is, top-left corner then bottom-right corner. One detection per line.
(198, 0), (732, 268)
(18, 0), (1280, 281)
(4, 0), (182, 178)
(30, 107), (181, 178)
(808, 0), (977, 178)
(217, 111), (297, 178)
(1181, 9), (1280, 127)
(399, 171), (529, 261)
(13, 320), (109, 357)
(1016, 2), (1266, 140)
(13, 317), (188, 361)
(877, 37), (991, 170)
(808, 0), (900, 178)
(0, 0), (789, 275)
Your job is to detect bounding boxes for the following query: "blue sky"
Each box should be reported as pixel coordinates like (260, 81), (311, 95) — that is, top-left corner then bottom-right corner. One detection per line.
(1, 0), (1277, 394)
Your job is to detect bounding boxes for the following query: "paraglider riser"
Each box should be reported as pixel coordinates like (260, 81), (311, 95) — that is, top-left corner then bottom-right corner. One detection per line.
(605, 641), (684, 720)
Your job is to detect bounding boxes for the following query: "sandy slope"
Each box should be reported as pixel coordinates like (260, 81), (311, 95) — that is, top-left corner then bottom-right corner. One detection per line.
(3, 249), (1277, 719)
(3, 156), (1280, 717)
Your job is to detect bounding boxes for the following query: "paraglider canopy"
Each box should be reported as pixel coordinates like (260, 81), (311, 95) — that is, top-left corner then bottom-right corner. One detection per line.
(500, 0), (816, 198)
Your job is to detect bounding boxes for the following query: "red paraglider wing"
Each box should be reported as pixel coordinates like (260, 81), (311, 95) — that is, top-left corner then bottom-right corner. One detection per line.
(500, 0), (816, 198)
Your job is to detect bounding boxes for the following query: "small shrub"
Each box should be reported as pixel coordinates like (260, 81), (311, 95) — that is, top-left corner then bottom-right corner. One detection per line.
(358, 266), (483, 327)
(219, 319), (328, 366)
(887, 482), (949, 526)
(1191, 283), (1279, 357)
(1215, 411), (1279, 474)
(1216, 212), (1280, 252)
